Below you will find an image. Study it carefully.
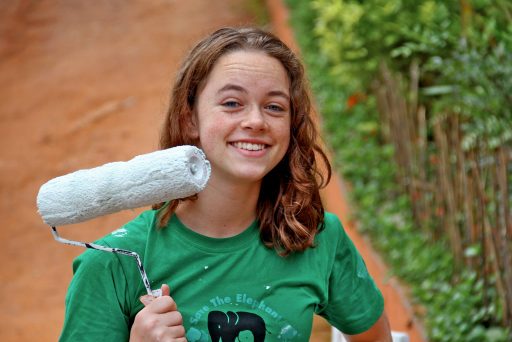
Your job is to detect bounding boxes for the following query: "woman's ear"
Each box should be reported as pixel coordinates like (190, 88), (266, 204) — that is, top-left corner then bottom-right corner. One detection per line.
(185, 110), (199, 140)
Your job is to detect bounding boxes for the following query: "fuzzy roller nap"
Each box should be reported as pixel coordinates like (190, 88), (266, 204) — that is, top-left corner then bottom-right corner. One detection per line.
(37, 145), (211, 226)
(37, 145), (210, 297)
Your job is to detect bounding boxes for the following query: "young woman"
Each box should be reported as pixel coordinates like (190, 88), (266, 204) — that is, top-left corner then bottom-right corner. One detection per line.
(61, 27), (391, 342)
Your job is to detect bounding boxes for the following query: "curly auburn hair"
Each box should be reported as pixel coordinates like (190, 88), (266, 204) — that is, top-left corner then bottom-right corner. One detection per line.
(154, 27), (331, 255)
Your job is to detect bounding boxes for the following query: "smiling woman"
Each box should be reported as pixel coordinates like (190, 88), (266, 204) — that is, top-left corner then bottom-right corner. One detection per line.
(191, 50), (291, 186)
(59, 27), (392, 342)
(155, 27), (330, 252)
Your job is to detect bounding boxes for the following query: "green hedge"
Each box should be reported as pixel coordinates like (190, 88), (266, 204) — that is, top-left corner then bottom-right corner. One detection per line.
(285, 0), (511, 341)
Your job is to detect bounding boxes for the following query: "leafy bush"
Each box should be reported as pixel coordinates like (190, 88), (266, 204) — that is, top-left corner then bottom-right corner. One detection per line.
(286, 0), (511, 341)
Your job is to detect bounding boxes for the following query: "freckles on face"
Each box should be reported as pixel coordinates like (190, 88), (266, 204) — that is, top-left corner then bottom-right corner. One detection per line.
(192, 50), (291, 184)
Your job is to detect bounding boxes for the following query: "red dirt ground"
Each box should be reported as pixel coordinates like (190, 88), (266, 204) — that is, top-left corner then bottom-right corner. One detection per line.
(0, 1), (257, 340)
(0, 1), (425, 341)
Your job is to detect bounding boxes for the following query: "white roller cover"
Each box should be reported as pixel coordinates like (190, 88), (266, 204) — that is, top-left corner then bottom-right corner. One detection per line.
(37, 145), (210, 226)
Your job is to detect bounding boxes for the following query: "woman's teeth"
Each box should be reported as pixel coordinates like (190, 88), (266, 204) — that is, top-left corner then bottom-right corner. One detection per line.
(232, 142), (266, 151)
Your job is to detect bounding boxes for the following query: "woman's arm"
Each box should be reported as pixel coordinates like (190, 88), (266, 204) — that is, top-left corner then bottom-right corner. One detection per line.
(344, 311), (392, 342)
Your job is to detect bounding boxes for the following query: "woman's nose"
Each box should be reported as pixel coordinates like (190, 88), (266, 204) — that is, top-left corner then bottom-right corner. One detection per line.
(241, 106), (268, 131)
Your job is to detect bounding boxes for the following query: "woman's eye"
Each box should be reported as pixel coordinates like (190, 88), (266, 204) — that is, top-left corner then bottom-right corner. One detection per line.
(223, 101), (240, 108)
(266, 104), (284, 112)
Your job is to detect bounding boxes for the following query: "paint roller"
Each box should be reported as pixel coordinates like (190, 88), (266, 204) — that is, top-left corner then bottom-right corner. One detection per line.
(36, 145), (211, 296)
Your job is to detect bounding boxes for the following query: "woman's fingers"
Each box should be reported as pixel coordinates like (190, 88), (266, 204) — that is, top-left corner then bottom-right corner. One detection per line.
(165, 323), (186, 337)
(139, 284), (172, 307)
(139, 294), (154, 306)
(161, 284), (171, 296)
(139, 312), (184, 335)
(130, 307), (185, 341)
(150, 294), (178, 314)
(154, 308), (183, 327)
(138, 325), (186, 342)
(130, 284), (185, 342)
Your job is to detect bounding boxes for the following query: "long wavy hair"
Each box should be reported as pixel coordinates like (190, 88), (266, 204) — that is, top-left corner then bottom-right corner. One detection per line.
(154, 27), (331, 255)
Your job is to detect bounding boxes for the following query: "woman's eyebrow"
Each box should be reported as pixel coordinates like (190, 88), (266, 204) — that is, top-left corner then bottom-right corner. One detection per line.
(217, 84), (290, 101)
(217, 83), (247, 94)
(268, 90), (290, 101)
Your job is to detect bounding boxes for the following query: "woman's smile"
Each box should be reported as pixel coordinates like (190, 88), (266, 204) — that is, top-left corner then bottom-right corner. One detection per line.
(230, 141), (267, 152)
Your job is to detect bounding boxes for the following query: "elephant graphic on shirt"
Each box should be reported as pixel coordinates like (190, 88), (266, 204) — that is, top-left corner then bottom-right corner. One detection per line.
(207, 310), (266, 342)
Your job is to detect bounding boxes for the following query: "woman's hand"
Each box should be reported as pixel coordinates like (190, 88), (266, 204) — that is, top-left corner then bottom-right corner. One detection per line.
(130, 284), (187, 342)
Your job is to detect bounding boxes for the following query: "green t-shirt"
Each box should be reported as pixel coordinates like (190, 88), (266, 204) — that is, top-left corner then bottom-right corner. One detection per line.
(60, 210), (383, 341)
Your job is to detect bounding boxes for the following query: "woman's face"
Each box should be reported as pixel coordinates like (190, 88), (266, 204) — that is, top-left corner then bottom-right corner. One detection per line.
(190, 50), (291, 186)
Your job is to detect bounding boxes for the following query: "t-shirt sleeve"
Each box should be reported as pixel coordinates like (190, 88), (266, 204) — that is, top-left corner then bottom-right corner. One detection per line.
(59, 248), (132, 341)
(317, 214), (384, 335)
(59, 211), (154, 341)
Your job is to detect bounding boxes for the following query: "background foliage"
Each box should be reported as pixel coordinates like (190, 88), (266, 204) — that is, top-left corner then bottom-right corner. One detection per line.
(286, 0), (512, 341)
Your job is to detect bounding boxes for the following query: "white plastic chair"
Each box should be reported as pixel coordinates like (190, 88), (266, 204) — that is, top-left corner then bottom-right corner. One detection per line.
(331, 327), (410, 342)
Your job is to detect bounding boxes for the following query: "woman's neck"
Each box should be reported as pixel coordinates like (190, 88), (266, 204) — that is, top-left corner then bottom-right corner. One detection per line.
(175, 177), (261, 238)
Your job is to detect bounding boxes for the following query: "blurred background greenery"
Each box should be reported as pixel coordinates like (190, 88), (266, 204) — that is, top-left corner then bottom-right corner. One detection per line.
(285, 0), (512, 341)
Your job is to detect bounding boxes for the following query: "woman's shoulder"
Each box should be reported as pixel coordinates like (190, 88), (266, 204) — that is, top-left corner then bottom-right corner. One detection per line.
(73, 210), (157, 266)
(308, 211), (345, 253)
(319, 211), (345, 238)
(323, 211), (342, 227)
(100, 210), (156, 244)
(315, 211), (361, 256)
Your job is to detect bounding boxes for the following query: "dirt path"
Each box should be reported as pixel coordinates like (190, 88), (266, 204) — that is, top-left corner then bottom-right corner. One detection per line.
(0, 1), (254, 340)
(0, 1), (424, 341)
